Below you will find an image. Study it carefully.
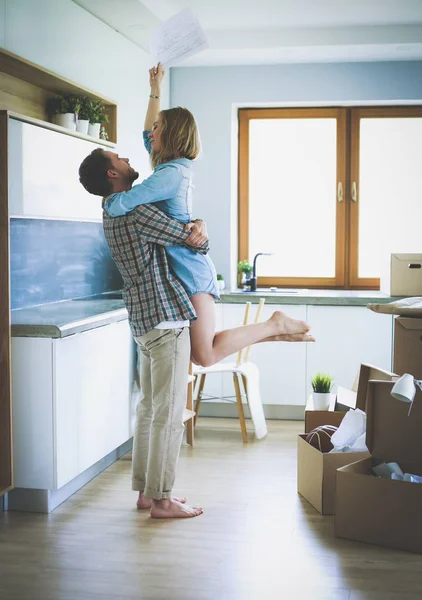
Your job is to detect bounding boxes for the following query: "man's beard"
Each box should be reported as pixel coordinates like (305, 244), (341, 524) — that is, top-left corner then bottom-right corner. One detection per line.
(128, 167), (139, 184)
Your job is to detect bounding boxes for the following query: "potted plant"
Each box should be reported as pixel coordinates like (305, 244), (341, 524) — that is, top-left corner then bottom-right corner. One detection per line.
(237, 260), (253, 287)
(216, 273), (225, 291)
(87, 99), (109, 138)
(311, 372), (334, 410)
(75, 96), (90, 135)
(49, 95), (77, 131)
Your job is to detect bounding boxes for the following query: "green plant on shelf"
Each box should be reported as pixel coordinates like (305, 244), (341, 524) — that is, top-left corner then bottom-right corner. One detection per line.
(87, 99), (109, 125)
(77, 96), (91, 121)
(311, 372), (333, 393)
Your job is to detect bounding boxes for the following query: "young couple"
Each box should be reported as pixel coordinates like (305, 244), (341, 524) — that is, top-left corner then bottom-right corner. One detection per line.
(79, 63), (315, 519)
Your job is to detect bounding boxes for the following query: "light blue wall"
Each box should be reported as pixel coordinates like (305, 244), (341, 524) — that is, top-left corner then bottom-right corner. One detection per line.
(171, 62), (422, 285)
(2, 0), (168, 180)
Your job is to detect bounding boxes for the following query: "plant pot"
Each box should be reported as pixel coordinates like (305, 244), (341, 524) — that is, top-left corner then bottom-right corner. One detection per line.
(312, 392), (332, 410)
(76, 119), (89, 135)
(217, 279), (225, 291)
(55, 113), (76, 131)
(88, 122), (101, 138)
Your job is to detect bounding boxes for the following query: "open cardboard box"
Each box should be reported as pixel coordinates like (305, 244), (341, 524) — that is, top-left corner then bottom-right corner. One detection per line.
(393, 317), (422, 380)
(298, 364), (396, 515)
(304, 363), (396, 434)
(335, 380), (422, 554)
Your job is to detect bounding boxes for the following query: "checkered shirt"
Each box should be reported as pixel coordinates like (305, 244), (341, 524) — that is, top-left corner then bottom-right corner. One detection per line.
(102, 204), (208, 337)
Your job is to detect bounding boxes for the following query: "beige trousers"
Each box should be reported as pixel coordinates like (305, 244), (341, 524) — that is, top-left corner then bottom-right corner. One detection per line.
(132, 327), (190, 500)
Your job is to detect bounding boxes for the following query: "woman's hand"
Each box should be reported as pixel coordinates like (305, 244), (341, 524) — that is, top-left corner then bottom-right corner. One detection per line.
(149, 63), (165, 93)
(184, 220), (208, 247)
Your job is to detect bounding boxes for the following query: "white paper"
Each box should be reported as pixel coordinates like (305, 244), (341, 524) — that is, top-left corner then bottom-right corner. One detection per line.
(150, 8), (208, 68)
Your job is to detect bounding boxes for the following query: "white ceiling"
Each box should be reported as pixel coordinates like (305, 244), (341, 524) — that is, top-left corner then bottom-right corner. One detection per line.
(72, 0), (422, 66)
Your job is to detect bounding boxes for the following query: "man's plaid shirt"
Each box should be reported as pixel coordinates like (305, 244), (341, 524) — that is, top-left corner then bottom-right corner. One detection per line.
(103, 204), (209, 337)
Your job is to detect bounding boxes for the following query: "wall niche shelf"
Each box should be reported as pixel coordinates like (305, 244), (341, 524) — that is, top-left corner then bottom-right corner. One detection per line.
(0, 47), (117, 144)
(8, 111), (115, 148)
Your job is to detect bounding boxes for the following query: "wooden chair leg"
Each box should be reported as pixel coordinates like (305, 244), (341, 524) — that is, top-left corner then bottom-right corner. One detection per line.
(194, 373), (206, 426)
(186, 364), (194, 447)
(233, 373), (248, 443)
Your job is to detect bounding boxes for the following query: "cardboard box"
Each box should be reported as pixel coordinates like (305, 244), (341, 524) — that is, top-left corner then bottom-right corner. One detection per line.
(299, 364), (397, 515)
(335, 380), (422, 554)
(297, 434), (369, 515)
(304, 363), (396, 434)
(380, 253), (422, 296)
(393, 317), (422, 380)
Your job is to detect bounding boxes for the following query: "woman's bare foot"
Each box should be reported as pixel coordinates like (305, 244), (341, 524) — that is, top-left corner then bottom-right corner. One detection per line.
(136, 492), (186, 510)
(268, 311), (310, 335)
(150, 498), (203, 519)
(264, 332), (316, 343)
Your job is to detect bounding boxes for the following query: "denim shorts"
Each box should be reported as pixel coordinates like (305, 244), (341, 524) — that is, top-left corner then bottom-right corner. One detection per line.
(166, 247), (220, 300)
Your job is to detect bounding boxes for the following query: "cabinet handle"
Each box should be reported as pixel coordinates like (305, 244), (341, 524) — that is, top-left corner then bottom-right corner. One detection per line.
(337, 182), (343, 203)
(351, 181), (357, 202)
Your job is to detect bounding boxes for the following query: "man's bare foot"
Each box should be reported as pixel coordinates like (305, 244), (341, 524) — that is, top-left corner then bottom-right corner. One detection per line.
(264, 333), (316, 343)
(136, 492), (186, 510)
(150, 498), (203, 519)
(268, 311), (310, 335)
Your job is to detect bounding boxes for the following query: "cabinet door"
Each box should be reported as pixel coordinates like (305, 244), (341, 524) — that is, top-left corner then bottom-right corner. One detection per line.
(11, 338), (55, 489)
(8, 120), (103, 220)
(54, 320), (134, 488)
(221, 303), (308, 406)
(306, 305), (393, 396)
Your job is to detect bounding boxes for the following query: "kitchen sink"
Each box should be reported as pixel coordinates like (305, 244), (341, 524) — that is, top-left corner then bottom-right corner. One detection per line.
(230, 288), (305, 295)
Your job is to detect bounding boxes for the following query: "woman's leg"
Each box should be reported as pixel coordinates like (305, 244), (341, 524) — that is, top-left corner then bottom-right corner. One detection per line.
(190, 294), (311, 367)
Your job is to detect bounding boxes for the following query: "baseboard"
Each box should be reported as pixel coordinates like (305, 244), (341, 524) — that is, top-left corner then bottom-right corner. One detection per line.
(7, 438), (133, 514)
(197, 402), (305, 421)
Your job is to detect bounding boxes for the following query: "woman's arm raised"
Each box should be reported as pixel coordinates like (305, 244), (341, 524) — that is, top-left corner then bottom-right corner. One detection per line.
(144, 63), (164, 131)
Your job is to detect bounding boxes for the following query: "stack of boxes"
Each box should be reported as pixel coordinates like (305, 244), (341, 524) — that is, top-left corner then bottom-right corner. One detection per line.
(298, 257), (422, 553)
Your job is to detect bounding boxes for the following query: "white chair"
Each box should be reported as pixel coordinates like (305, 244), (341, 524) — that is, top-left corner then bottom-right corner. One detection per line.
(192, 299), (267, 443)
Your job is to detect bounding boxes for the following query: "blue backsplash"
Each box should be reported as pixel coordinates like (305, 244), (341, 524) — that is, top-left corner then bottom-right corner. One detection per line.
(10, 218), (123, 310)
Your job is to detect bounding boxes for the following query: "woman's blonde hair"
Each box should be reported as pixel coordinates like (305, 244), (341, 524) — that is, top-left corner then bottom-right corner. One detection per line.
(151, 107), (201, 168)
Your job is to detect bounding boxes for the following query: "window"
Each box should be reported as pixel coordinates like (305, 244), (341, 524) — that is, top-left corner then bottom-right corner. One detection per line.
(239, 107), (422, 289)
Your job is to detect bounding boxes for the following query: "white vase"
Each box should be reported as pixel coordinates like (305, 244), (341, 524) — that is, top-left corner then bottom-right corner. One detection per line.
(88, 122), (101, 138)
(76, 119), (89, 135)
(55, 113), (76, 131)
(312, 392), (331, 410)
(217, 279), (225, 291)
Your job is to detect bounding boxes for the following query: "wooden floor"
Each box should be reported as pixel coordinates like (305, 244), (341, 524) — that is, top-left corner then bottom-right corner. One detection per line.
(1, 418), (422, 600)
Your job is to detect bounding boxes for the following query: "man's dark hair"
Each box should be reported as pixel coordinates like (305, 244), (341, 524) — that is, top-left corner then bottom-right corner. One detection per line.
(79, 148), (112, 196)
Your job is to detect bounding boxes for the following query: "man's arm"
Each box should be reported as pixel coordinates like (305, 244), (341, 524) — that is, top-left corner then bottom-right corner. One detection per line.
(132, 204), (209, 253)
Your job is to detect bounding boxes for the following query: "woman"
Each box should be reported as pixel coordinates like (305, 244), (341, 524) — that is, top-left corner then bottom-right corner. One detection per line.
(103, 64), (314, 367)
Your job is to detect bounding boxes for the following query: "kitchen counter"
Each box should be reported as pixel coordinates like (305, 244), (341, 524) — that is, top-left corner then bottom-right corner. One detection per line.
(219, 289), (400, 306)
(11, 296), (127, 338)
(11, 289), (399, 338)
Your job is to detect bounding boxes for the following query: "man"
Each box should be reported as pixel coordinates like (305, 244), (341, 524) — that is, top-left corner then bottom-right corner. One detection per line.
(79, 148), (207, 518)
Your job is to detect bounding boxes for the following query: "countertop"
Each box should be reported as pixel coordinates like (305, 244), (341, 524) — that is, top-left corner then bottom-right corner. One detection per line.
(220, 289), (400, 306)
(11, 289), (399, 338)
(11, 296), (127, 338)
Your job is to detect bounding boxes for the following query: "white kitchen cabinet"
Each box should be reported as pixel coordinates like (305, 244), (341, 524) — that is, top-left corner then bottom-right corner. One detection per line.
(11, 319), (135, 491)
(219, 303), (308, 406)
(8, 119), (103, 220)
(306, 305), (393, 395)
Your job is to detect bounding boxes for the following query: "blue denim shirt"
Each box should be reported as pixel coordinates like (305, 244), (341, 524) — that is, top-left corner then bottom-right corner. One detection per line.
(104, 131), (193, 223)
(103, 132), (220, 300)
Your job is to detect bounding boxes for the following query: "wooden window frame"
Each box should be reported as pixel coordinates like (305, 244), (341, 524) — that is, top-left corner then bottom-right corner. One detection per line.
(239, 106), (422, 290)
(238, 107), (347, 289)
(349, 106), (422, 289)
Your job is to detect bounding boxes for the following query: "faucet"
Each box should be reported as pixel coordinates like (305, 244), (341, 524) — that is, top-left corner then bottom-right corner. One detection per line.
(247, 253), (273, 292)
